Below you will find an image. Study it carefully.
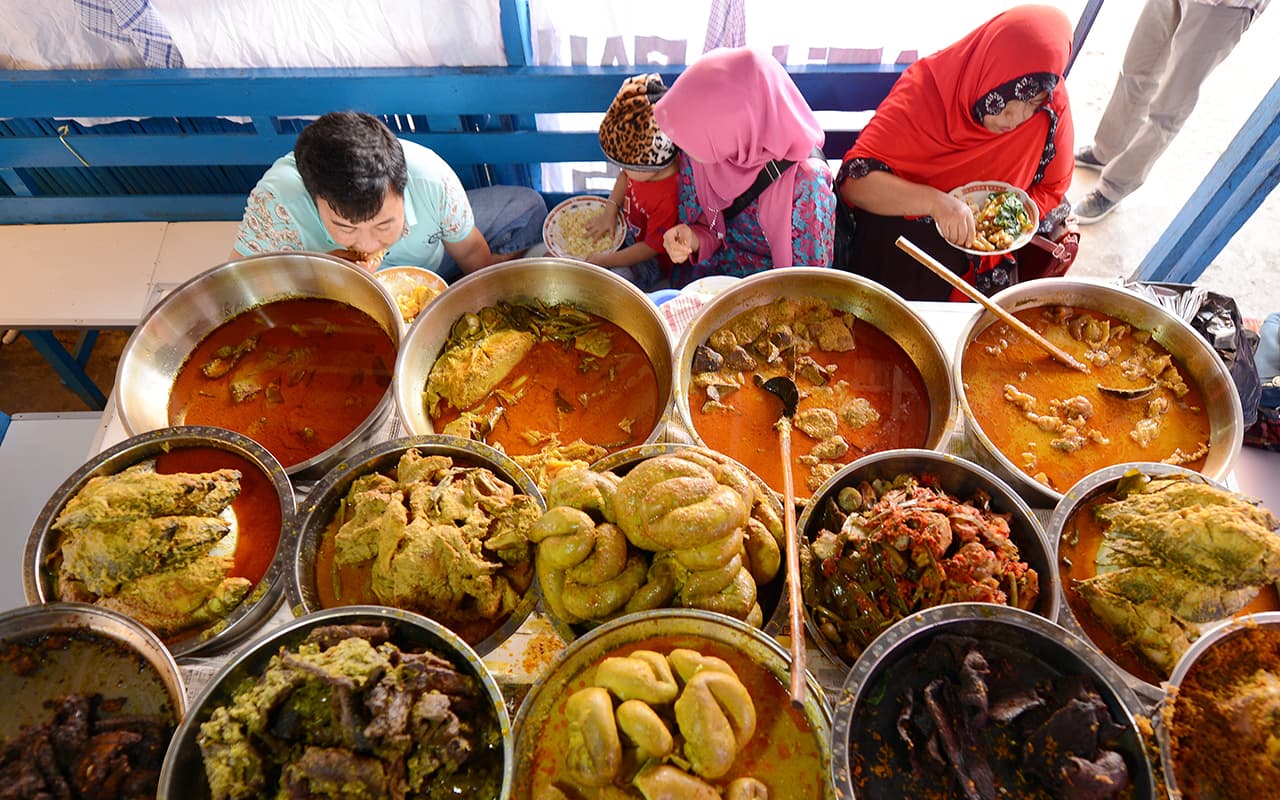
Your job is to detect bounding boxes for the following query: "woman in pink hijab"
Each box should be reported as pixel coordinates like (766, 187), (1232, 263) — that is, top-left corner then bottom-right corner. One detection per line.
(653, 48), (835, 287)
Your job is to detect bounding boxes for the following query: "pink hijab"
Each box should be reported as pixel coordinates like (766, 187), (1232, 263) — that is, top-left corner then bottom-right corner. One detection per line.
(653, 48), (824, 267)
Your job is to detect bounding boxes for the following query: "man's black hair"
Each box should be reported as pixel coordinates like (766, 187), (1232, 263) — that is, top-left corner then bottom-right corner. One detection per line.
(294, 111), (409, 223)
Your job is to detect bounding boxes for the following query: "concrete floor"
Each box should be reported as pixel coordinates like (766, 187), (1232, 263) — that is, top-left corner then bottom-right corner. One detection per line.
(1064, 0), (1280, 322)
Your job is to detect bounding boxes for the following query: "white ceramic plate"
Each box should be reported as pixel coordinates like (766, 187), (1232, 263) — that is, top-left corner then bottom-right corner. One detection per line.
(939, 180), (1039, 257)
(542, 195), (625, 260)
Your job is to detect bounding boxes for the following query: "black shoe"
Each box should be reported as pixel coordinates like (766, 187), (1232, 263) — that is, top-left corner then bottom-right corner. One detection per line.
(1073, 190), (1118, 224)
(1074, 146), (1105, 170)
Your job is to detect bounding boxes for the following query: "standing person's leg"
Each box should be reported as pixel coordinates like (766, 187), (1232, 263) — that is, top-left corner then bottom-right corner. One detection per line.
(1096, 2), (1252, 202)
(1090, 0), (1180, 163)
(436, 185), (549, 281)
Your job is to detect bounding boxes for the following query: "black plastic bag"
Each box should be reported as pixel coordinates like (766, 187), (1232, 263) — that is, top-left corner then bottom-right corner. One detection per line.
(1128, 282), (1261, 427)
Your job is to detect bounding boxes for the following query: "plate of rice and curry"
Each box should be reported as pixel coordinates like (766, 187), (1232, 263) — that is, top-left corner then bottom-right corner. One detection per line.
(941, 180), (1038, 256)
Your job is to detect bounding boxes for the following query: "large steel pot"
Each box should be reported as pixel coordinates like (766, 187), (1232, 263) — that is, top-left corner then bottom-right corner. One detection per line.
(159, 605), (513, 798)
(114, 251), (402, 481)
(832, 603), (1156, 799)
(394, 257), (673, 445)
(953, 278), (1243, 508)
(24, 425), (296, 658)
(798, 448), (1058, 675)
(288, 434), (545, 657)
(672, 268), (958, 497)
(511, 608), (836, 799)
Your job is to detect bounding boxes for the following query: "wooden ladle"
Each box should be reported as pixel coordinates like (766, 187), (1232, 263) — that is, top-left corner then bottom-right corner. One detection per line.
(761, 374), (807, 707)
(894, 236), (1091, 374)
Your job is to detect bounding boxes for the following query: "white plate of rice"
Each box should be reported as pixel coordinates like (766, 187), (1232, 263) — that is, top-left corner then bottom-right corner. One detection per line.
(543, 195), (625, 260)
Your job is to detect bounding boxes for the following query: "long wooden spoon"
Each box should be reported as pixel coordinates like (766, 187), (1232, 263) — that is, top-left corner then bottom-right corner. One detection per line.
(894, 236), (1090, 374)
(761, 374), (807, 707)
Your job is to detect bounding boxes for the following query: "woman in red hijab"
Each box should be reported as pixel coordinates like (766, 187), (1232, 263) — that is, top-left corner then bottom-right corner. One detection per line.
(837, 5), (1075, 300)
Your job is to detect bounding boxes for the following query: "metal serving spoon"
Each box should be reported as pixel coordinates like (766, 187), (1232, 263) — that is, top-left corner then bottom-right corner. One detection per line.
(761, 374), (807, 707)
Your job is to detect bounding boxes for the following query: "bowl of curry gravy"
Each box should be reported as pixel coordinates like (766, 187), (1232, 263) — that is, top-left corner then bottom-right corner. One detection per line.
(672, 268), (959, 502)
(115, 251), (403, 482)
(394, 257), (674, 494)
(953, 278), (1243, 508)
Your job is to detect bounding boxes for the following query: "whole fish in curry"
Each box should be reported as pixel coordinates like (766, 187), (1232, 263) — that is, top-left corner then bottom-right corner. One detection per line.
(51, 461), (252, 638)
(1060, 472), (1280, 678)
(425, 300), (660, 491)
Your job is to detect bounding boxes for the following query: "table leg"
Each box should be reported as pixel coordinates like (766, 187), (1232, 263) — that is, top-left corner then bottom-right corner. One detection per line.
(21, 330), (107, 410)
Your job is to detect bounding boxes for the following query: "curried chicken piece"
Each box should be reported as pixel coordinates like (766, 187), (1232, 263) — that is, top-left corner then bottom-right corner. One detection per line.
(53, 462), (241, 531)
(328, 450), (538, 635)
(96, 554), (251, 638)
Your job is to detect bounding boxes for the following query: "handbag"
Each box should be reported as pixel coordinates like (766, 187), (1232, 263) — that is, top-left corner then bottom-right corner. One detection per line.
(1015, 212), (1080, 281)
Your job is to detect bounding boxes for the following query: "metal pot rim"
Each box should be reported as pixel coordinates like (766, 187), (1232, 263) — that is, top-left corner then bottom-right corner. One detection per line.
(287, 433), (545, 656)
(24, 424), (296, 659)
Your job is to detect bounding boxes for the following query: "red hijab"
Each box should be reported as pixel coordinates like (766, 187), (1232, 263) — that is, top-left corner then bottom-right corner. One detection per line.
(846, 4), (1075, 217)
(654, 48), (824, 267)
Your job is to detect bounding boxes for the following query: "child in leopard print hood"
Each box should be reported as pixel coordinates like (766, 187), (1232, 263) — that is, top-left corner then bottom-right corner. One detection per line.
(585, 73), (680, 290)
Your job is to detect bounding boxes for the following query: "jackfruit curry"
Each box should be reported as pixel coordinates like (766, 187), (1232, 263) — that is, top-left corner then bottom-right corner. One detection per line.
(961, 305), (1212, 493)
(688, 296), (930, 498)
(197, 622), (504, 800)
(313, 449), (542, 645)
(48, 446), (282, 641)
(169, 297), (396, 469)
(425, 300), (661, 490)
(1059, 472), (1280, 682)
(525, 637), (826, 799)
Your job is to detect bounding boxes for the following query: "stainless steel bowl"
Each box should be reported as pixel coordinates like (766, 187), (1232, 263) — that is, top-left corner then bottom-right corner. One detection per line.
(1046, 461), (1219, 702)
(394, 257), (673, 443)
(672, 268), (958, 494)
(1156, 611), (1280, 800)
(953, 278), (1243, 508)
(114, 251), (402, 481)
(288, 434), (545, 656)
(511, 608), (836, 799)
(24, 425), (296, 658)
(158, 605), (512, 798)
(0, 602), (186, 740)
(832, 603), (1156, 800)
(798, 449), (1058, 674)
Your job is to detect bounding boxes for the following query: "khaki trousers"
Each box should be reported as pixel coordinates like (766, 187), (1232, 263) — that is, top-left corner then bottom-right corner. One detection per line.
(1092, 0), (1255, 202)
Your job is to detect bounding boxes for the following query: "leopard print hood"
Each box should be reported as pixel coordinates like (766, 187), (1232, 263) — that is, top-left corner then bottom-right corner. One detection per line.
(599, 73), (677, 171)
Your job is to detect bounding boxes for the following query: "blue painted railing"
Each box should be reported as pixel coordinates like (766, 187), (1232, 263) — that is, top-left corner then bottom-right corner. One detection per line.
(0, 63), (903, 224)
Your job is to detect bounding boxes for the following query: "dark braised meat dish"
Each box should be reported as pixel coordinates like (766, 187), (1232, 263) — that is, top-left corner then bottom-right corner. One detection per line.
(0, 693), (173, 800)
(890, 635), (1132, 800)
(51, 461), (251, 638)
(804, 473), (1039, 662)
(197, 622), (504, 800)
